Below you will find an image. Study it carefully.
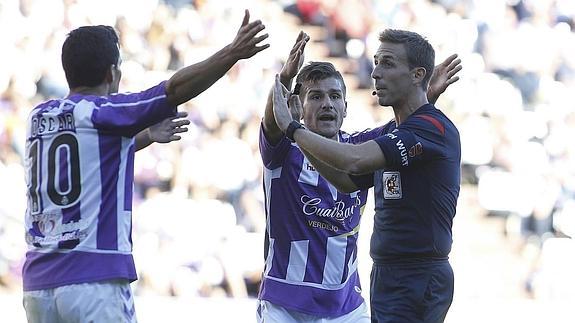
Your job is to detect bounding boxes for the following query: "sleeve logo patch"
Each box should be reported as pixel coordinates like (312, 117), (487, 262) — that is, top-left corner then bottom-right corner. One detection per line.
(409, 142), (423, 157)
(383, 171), (402, 199)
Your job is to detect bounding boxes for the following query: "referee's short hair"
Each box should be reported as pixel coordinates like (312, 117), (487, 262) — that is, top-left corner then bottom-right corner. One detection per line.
(379, 29), (435, 89)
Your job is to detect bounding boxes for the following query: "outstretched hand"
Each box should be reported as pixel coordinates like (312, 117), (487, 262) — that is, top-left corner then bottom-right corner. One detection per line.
(148, 111), (190, 143)
(229, 9), (270, 60)
(427, 54), (462, 104)
(280, 31), (310, 80)
(272, 75), (293, 132)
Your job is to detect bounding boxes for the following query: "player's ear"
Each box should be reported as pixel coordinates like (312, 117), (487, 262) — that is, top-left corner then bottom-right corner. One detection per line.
(343, 101), (347, 118)
(412, 67), (426, 86)
(105, 65), (114, 84)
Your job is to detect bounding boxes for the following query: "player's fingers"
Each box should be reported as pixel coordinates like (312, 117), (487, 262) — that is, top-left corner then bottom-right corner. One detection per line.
(169, 135), (182, 141)
(173, 119), (190, 127)
(251, 33), (269, 45)
(447, 58), (462, 70)
(447, 76), (460, 85)
(173, 111), (188, 119)
(242, 21), (265, 38)
(251, 44), (271, 56)
(447, 65), (462, 78)
(288, 40), (306, 61)
(240, 27), (265, 45)
(290, 31), (304, 52)
(241, 9), (250, 27)
(297, 38), (308, 54)
(273, 74), (282, 97)
(274, 75), (289, 99)
(296, 30), (304, 43)
(299, 34), (310, 49)
(173, 127), (188, 134)
(289, 39), (303, 56)
(441, 53), (458, 67)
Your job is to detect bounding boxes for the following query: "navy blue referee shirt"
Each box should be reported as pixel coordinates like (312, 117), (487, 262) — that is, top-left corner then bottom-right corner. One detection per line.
(353, 103), (461, 264)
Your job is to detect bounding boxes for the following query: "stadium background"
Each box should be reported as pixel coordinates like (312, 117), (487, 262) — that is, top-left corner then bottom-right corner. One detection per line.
(0, 0), (574, 321)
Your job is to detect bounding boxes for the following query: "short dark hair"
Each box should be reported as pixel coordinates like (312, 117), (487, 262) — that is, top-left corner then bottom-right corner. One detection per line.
(379, 29), (435, 88)
(61, 25), (120, 89)
(295, 62), (346, 98)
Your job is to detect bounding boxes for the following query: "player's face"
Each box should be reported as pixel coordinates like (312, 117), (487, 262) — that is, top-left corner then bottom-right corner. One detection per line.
(371, 42), (413, 108)
(301, 77), (347, 140)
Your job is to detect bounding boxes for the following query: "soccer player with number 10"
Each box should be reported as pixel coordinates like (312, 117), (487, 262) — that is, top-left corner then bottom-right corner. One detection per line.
(22, 10), (269, 323)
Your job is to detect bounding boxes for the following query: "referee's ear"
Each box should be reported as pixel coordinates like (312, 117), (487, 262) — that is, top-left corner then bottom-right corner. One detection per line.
(412, 66), (426, 87)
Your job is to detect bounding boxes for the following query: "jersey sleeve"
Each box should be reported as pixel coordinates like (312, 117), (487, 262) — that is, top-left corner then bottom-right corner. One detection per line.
(373, 114), (447, 169)
(259, 123), (292, 169)
(349, 173), (374, 190)
(91, 81), (176, 137)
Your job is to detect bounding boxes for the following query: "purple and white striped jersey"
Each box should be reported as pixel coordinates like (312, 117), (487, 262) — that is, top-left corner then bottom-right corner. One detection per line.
(258, 125), (382, 317)
(23, 82), (175, 291)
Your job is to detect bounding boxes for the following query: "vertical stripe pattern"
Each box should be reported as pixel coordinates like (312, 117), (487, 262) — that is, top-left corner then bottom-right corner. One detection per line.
(322, 235), (347, 285)
(97, 134), (120, 250)
(117, 138), (133, 252)
(286, 240), (309, 282)
(264, 238), (275, 276)
(298, 156), (319, 186)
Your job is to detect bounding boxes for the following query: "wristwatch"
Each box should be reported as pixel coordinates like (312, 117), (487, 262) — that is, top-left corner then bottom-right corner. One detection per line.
(286, 120), (304, 142)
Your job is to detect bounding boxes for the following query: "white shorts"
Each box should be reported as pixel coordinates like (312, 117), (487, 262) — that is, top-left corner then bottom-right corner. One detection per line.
(256, 299), (370, 323)
(23, 279), (137, 323)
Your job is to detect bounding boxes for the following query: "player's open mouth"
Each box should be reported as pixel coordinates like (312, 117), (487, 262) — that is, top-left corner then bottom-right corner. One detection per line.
(318, 115), (336, 121)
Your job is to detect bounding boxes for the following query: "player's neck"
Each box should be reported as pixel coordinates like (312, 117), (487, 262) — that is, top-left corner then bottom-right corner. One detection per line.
(393, 91), (428, 125)
(68, 84), (109, 97)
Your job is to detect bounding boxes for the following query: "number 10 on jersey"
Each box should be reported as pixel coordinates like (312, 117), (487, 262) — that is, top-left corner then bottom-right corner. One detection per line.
(26, 132), (82, 214)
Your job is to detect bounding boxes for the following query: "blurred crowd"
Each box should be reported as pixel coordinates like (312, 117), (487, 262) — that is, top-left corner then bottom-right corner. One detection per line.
(0, 0), (574, 303)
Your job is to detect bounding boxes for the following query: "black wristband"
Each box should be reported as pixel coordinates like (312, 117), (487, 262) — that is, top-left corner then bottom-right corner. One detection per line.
(285, 120), (304, 142)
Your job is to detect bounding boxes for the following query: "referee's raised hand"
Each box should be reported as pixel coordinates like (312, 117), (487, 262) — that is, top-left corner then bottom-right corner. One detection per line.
(229, 9), (270, 60)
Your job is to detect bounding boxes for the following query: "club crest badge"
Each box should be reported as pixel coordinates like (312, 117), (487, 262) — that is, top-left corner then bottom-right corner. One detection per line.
(383, 171), (402, 199)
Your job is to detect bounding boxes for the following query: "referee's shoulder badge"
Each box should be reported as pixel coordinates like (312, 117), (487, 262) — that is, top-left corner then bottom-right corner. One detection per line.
(383, 171), (402, 199)
(409, 142), (423, 157)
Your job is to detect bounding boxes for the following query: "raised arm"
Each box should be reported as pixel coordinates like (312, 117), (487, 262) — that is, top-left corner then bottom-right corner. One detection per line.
(272, 75), (386, 175)
(300, 147), (362, 192)
(427, 54), (462, 104)
(283, 86), (363, 192)
(165, 10), (270, 107)
(295, 131), (384, 175)
(262, 31), (309, 145)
